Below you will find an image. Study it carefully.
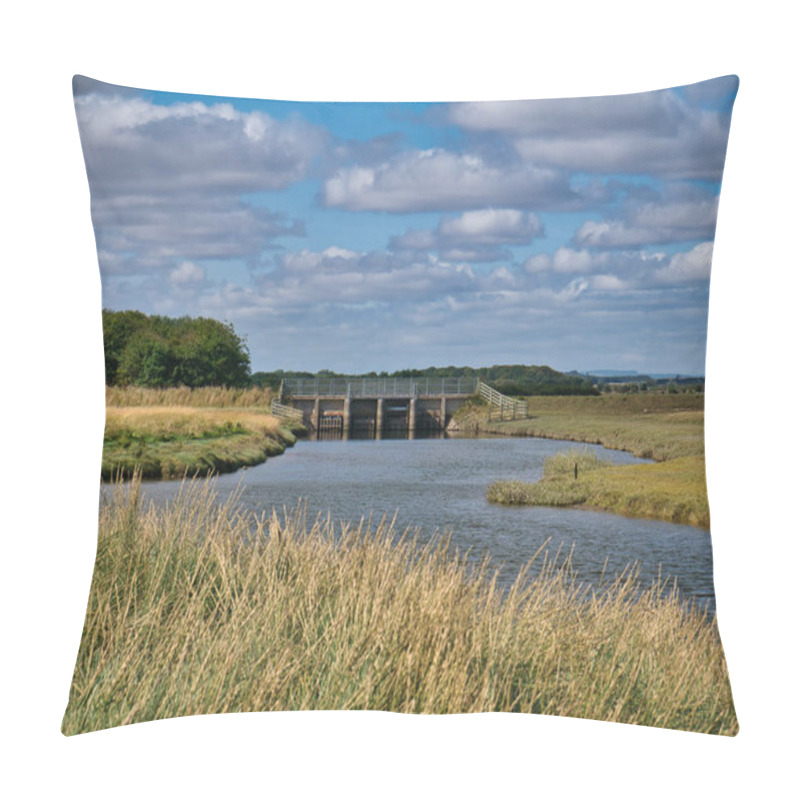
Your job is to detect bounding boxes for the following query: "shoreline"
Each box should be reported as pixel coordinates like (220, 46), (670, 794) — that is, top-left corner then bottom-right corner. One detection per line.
(473, 397), (708, 528)
(101, 405), (306, 481)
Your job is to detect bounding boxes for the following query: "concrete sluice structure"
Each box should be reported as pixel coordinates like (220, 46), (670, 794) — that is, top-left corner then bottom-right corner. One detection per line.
(280, 377), (479, 440)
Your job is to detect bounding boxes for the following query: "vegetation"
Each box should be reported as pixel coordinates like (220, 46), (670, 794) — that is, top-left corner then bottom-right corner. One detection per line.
(102, 386), (300, 481)
(103, 309), (251, 387)
(103, 407), (297, 480)
(252, 363), (598, 396)
(63, 477), (737, 735)
(486, 392), (705, 461)
(489, 449), (710, 528)
(483, 393), (709, 527)
(106, 385), (272, 408)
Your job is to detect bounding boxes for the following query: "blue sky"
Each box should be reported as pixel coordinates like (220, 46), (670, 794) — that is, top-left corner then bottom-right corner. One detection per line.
(73, 74), (737, 375)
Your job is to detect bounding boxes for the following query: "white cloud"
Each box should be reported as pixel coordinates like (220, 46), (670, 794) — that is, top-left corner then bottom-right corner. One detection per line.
(557, 278), (589, 301)
(282, 246), (362, 273)
(392, 208), (543, 263)
(449, 79), (734, 180)
(574, 197), (720, 247)
(323, 149), (574, 212)
(553, 247), (594, 273)
(169, 261), (206, 285)
(438, 209), (542, 243)
(74, 87), (326, 276)
(591, 274), (629, 291)
(655, 242), (714, 284)
(523, 253), (552, 274)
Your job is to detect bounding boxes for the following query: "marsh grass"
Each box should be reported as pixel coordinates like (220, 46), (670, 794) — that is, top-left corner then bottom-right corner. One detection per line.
(106, 385), (273, 408)
(103, 406), (296, 480)
(484, 393), (705, 461)
(479, 395), (709, 526)
(489, 449), (709, 528)
(63, 475), (736, 735)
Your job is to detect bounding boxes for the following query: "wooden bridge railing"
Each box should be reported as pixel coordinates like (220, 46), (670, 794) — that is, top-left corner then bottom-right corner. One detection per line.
(477, 380), (528, 420)
(270, 399), (304, 423)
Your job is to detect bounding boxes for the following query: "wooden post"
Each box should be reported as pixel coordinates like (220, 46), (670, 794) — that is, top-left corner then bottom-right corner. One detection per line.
(376, 397), (384, 440)
(409, 397), (416, 437)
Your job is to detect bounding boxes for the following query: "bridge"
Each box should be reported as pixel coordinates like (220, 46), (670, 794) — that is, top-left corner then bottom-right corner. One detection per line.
(272, 376), (526, 438)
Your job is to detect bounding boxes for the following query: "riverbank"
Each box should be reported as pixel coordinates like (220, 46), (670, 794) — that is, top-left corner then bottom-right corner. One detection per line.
(489, 448), (709, 528)
(102, 387), (303, 480)
(63, 477), (737, 735)
(470, 393), (710, 527)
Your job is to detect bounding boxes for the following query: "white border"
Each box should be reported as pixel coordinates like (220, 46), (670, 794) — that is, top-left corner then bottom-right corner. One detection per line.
(4, 2), (796, 797)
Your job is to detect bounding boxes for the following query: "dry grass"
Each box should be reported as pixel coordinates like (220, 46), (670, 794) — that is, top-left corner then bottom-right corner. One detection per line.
(103, 406), (294, 480)
(489, 448), (710, 528)
(106, 385), (273, 408)
(62, 476), (737, 735)
(482, 393), (705, 460)
(480, 394), (709, 527)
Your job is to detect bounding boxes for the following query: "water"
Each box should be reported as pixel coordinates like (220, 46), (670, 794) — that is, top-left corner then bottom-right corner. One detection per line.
(139, 435), (717, 613)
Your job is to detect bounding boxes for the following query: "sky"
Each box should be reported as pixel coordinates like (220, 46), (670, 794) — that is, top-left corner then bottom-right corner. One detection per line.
(73, 74), (738, 375)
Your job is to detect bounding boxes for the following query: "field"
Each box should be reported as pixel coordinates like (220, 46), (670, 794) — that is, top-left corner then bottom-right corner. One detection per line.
(62, 476), (737, 735)
(479, 392), (709, 526)
(102, 387), (301, 480)
(483, 392), (705, 460)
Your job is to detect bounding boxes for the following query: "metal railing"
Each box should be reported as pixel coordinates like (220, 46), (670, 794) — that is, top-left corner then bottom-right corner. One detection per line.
(283, 376), (479, 398)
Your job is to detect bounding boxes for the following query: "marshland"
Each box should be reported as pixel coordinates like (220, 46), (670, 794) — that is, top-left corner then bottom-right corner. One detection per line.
(62, 382), (736, 735)
(63, 474), (736, 735)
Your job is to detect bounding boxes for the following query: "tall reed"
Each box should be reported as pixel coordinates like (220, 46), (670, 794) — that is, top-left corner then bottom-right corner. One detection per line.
(63, 476), (736, 735)
(106, 385), (273, 408)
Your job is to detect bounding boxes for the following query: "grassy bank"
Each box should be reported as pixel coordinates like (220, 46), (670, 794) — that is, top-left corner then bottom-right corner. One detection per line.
(482, 392), (705, 460)
(489, 449), (709, 528)
(63, 477), (737, 735)
(102, 387), (302, 480)
(480, 393), (709, 527)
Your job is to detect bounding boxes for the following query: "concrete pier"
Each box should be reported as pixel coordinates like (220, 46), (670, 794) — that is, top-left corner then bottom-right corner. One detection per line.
(284, 376), (477, 438)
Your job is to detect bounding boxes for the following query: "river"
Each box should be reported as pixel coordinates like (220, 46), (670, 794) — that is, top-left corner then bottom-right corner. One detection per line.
(138, 434), (717, 613)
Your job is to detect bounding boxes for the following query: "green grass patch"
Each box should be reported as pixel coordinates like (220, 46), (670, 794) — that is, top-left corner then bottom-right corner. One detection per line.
(62, 476), (736, 735)
(101, 406), (300, 480)
(486, 393), (705, 461)
(489, 449), (709, 528)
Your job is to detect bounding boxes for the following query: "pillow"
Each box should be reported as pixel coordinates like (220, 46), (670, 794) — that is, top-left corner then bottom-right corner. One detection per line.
(63, 75), (739, 735)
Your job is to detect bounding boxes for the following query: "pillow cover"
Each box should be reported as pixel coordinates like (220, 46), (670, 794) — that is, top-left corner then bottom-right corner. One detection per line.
(64, 75), (738, 735)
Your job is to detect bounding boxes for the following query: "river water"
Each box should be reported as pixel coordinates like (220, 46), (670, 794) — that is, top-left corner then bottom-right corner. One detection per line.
(138, 434), (717, 613)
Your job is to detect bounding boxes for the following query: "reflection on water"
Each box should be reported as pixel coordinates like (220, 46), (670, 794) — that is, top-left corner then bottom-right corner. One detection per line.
(139, 435), (717, 614)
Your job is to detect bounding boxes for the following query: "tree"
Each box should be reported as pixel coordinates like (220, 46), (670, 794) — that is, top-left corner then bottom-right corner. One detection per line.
(102, 309), (251, 387)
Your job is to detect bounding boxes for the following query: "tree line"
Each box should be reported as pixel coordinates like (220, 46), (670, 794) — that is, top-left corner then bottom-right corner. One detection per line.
(103, 310), (250, 387)
(252, 364), (598, 396)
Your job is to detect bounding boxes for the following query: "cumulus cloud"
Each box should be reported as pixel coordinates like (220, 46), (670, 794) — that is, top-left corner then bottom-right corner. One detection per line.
(74, 82), (327, 276)
(438, 209), (543, 243)
(169, 261), (206, 285)
(80, 76), (730, 375)
(92, 196), (304, 273)
(75, 93), (326, 196)
(392, 208), (543, 262)
(574, 196), (720, 248)
(655, 242), (714, 284)
(448, 78), (735, 180)
(323, 149), (577, 212)
(523, 244), (712, 291)
(524, 247), (596, 274)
